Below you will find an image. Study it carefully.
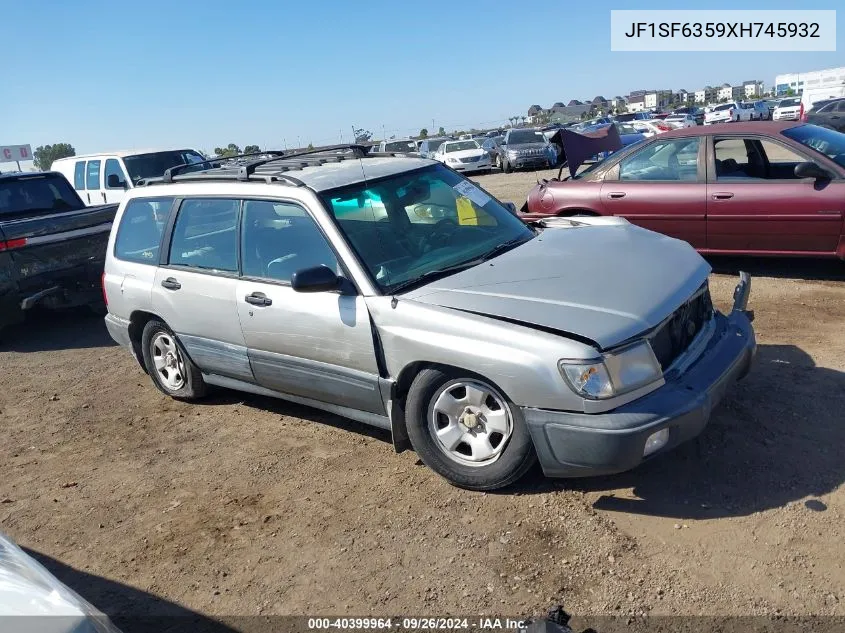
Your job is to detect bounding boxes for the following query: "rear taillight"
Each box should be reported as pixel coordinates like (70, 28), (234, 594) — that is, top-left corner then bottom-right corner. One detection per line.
(799, 103), (807, 122)
(0, 238), (26, 252)
(101, 271), (108, 307)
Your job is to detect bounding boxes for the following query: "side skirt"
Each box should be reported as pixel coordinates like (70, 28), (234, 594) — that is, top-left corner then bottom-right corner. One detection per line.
(203, 373), (391, 431)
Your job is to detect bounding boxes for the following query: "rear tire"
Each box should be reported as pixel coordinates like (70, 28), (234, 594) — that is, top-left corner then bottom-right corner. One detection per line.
(405, 368), (536, 490)
(141, 319), (207, 400)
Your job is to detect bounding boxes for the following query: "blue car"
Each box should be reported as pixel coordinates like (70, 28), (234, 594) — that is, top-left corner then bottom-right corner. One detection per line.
(576, 122), (645, 160)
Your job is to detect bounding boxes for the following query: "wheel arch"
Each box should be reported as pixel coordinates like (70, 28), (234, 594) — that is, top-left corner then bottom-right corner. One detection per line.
(127, 309), (163, 373)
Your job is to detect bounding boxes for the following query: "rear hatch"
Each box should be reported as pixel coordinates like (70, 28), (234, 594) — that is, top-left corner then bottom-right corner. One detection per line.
(0, 173), (117, 293)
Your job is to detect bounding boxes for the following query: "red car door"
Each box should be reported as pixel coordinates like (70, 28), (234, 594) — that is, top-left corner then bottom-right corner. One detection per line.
(706, 135), (845, 254)
(599, 136), (707, 248)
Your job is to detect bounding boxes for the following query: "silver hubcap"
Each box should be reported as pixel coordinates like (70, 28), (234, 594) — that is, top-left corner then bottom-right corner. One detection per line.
(151, 332), (186, 391)
(429, 380), (513, 466)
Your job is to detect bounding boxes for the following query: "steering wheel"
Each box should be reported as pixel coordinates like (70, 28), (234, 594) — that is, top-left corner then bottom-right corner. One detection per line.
(421, 218), (458, 252)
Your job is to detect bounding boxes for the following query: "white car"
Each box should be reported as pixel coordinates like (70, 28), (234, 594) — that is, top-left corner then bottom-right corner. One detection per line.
(0, 531), (122, 632)
(433, 140), (491, 173)
(631, 120), (674, 137)
(704, 102), (752, 124)
(773, 97), (802, 121)
(663, 113), (696, 128)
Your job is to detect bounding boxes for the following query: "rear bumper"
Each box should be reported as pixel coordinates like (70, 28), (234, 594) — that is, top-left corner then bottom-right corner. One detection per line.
(104, 313), (132, 348)
(523, 276), (756, 478)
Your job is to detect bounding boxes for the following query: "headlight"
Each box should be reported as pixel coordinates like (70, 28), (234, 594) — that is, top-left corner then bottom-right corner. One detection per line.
(507, 150), (518, 158)
(560, 341), (662, 399)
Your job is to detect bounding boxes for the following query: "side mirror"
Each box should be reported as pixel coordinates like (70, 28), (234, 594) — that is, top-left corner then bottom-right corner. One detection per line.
(291, 265), (341, 293)
(794, 161), (831, 181)
(107, 173), (126, 189)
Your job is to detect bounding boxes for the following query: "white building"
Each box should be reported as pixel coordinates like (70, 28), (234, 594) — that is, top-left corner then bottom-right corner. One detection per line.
(627, 95), (646, 112)
(644, 90), (673, 109)
(775, 66), (845, 96)
(717, 84), (733, 101)
(743, 80), (764, 98)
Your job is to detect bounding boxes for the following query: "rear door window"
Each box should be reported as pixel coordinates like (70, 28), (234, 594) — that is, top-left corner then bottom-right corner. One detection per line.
(114, 197), (174, 263)
(86, 160), (101, 190)
(104, 159), (127, 189)
(168, 198), (239, 272)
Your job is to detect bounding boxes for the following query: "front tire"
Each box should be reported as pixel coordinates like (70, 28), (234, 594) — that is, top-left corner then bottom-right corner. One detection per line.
(141, 319), (207, 400)
(503, 158), (513, 174)
(405, 368), (536, 490)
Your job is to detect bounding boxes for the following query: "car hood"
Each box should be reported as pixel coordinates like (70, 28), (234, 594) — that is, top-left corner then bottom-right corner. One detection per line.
(506, 143), (549, 152)
(402, 224), (711, 349)
(445, 149), (487, 159)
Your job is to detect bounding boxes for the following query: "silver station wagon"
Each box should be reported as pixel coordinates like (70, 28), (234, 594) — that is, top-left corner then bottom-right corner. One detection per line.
(103, 146), (756, 490)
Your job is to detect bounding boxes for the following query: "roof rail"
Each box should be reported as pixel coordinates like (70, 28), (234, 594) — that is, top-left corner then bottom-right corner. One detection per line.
(161, 150), (286, 183)
(234, 144), (370, 181)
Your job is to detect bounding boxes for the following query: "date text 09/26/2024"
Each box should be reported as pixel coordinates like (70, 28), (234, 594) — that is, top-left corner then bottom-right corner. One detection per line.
(307, 617), (528, 630)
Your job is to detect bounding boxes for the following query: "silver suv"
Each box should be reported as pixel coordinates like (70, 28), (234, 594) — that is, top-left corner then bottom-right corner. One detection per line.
(103, 146), (756, 490)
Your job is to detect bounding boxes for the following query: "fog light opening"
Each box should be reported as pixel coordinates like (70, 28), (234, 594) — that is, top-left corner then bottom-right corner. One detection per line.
(643, 428), (670, 457)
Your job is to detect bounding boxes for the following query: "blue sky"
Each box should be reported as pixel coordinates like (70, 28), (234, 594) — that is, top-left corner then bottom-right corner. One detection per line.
(2, 0), (843, 160)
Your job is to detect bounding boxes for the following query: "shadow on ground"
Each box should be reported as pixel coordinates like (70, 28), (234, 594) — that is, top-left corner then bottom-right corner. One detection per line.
(24, 548), (237, 633)
(707, 255), (845, 281)
(567, 344), (845, 519)
(0, 306), (115, 353)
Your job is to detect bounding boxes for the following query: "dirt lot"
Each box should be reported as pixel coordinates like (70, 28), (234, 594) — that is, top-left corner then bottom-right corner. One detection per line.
(1, 173), (844, 629)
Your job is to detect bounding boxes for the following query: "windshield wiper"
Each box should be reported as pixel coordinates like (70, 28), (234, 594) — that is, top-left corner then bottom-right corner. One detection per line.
(388, 261), (481, 295)
(480, 235), (531, 261)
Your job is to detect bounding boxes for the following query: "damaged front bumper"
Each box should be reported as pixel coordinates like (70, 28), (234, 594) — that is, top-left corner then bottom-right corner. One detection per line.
(523, 273), (756, 478)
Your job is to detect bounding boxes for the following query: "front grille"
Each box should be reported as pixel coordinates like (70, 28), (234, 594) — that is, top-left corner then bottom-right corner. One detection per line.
(649, 285), (714, 371)
(460, 156), (481, 163)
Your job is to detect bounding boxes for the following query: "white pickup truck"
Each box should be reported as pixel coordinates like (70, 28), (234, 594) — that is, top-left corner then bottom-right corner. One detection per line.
(704, 102), (753, 125)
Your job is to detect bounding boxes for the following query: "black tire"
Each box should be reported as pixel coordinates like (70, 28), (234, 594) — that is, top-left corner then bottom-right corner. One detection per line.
(494, 154), (503, 171)
(405, 367), (536, 490)
(141, 319), (207, 400)
(503, 158), (513, 174)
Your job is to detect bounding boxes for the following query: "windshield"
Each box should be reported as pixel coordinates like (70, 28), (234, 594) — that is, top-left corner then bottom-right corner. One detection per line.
(444, 141), (480, 152)
(321, 164), (535, 293)
(123, 150), (205, 183)
(778, 98), (800, 107)
(782, 124), (845, 169)
(507, 130), (545, 145)
(384, 141), (417, 152)
(0, 174), (81, 218)
(426, 139), (447, 152)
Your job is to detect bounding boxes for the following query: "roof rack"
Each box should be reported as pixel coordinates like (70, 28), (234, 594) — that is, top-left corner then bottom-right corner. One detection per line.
(136, 144), (379, 188)
(161, 150), (285, 183)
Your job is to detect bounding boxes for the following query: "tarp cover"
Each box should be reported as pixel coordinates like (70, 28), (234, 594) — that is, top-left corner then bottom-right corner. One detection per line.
(550, 125), (622, 178)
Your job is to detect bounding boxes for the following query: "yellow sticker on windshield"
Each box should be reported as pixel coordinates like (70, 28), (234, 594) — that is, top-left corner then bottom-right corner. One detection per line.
(457, 196), (496, 226)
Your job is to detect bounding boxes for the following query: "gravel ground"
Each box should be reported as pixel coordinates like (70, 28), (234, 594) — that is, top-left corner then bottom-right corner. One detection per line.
(1, 175), (844, 629)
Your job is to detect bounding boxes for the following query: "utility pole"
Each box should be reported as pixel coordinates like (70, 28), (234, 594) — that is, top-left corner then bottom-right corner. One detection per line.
(382, 124), (386, 141)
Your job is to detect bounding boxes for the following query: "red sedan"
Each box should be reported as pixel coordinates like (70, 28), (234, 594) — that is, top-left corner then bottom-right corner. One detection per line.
(523, 122), (845, 259)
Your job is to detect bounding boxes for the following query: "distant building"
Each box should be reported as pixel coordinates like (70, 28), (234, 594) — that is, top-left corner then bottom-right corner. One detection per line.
(695, 86), (717, 104)
(775, 66), (845, 95)
(717, 84), (733, 101)
(645, 90), (673, 109)
(627, 94), (646, 112)
(743, 80), (764, 98)
(549, 103), (592, 123)
(566, 99), (583, 106)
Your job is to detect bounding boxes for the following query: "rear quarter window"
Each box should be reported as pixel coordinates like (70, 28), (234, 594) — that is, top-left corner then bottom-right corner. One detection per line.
(114, 197), (174, 264)
(73, 162), (86, 189)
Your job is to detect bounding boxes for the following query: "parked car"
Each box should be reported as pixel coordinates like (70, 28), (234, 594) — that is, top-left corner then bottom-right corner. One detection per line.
(613, 112), (652, 123)
(763, 99), (781, 119)
(0, 171), (117, 334)
(631, 120), (674, 138)
(663, 113), (697, 128)
(773, 97), (802, 121)
(52, 148), (206, 206)
(522, 122), (845, 260)
(804, 97), (845, 132)
(418, 137), (452, 159)
(433, 139), (491, 173)
(0, 530), (122, 632)
(376, 139), (418, 153)
(799, 85), (845, 122)
(671, 106), (704, 125)
(749, 100), (770, 120)
(481, 136), (505, 168)
(103, 146), (755, 490)
(499, 128), (556, 172)
(704, 102), (752, 124)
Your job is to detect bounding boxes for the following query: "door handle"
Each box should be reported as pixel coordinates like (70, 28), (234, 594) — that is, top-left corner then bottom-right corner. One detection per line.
(712, 192), (734, 200)
(607, 192), (626, 199)
(102, 192), (107, 203)
(244, 292), (272, 307)
(160, 277), (181, 290)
